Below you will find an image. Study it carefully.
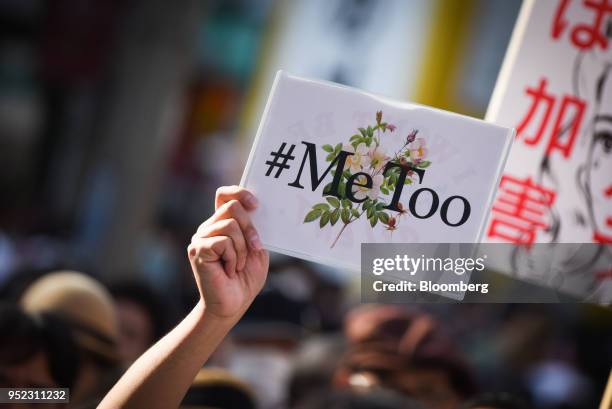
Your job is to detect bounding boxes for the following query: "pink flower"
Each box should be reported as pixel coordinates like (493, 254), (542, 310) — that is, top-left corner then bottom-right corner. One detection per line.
(386, 216), (397, 231)
(406, 130), (418, 144)
(409, 138), (428, 162)
(344, 143), (370, 173)
(397, 202), (407, 215)
(386, 124), (396, 132)
(368, 146), (389, 171)
(353, 174), (384, 201)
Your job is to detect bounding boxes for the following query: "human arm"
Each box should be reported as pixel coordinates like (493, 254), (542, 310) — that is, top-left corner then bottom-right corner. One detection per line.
(98, 186), (269, 409)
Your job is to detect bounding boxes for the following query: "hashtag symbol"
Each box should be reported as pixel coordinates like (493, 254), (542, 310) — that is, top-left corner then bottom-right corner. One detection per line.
(265, 142), (296, 178)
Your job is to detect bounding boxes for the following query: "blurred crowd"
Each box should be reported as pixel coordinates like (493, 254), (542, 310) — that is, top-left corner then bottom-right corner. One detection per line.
(0, 1), (611, 409)
(1, 265), (610, 409)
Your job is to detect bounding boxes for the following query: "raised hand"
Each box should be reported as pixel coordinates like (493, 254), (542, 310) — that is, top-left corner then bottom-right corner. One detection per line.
(188, 186), (269, 321)
(99, 186), (270, 409)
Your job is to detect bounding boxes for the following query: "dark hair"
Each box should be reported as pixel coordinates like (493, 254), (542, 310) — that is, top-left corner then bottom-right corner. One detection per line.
(0, 268), (54, 302)
(409, 355), (478, 399)
(294, 389), (424, 409)
(337, 341), (478, 400)
(288, 335), (346, 408)
(0, 304), (80, 389)
(182, 383), (256, 409)
(0, 304), (41, 366)
(461, 392), (530, 409)
(109, 280), (171, 341)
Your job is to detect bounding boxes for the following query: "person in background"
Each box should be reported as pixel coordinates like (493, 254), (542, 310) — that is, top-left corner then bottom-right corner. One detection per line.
(335, 305), (477, 409)
(293, 389), (425, 409)
(287, 334), (346, 408)
(19, 270), (122, 407)
(99, 186), (268, 409)
(227, 283), (308, 408)
(109, 280), (172, 364)
(181, 367), (257, 409)
(460, 392), (530, 409)
(0, 304), (79, 409)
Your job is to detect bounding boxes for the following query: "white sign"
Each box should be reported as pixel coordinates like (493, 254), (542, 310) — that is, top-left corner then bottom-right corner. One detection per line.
(241, 71), (513, 271)
(484, 0), (612, 302)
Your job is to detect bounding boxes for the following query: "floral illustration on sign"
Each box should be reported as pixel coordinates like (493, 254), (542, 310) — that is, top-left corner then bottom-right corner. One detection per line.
(303, 111), (433, 247)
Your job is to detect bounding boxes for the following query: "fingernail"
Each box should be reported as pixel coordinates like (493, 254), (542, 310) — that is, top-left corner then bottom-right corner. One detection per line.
(248, 231), (263, 250)
(245, 193), (258, 208)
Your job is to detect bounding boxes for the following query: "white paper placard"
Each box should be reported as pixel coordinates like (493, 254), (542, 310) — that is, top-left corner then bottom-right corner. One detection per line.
(483, 0), (612, 302)
(241, 71), (513, 271)
(485, 0), (612, 245)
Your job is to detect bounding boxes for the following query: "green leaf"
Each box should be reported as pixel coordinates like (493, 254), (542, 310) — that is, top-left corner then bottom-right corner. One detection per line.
(367, 206), (375, 219)
(338, 182), (346, 197)
(362, 199), (372, 210)
(322, 182), (332, 195)
(417, 160), (431, 168)
(320, 212), (330, 227)
(341, 208), (350, 223)
(367, 126), (373, 137)
(342, 199), (351, 208)
(330, 209), (340, 225)
(313, 203), (330, 211)
(335, 143), (342, 153)
(350, 134), (361, 142)
(304, 209), (321, 223)
(326, 197), (340, 208)
(404, 178), (413, 185)
(369, 215), (378, 227)
(352, 208), (360, 218)
(322, 144), (334, 152)
(375, 202), (385, 211)
(359, 127), (367, 137)
(378, 212), (390, 224)
(380, 186), (389, 195)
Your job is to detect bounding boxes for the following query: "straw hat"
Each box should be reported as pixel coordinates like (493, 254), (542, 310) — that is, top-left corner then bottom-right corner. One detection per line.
(20, 270), (119, 363)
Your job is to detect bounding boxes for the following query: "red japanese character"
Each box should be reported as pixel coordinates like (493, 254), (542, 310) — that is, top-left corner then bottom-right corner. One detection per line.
(552, 0), (572, 39)
(516, 78), (586, 158)
(545, 93), (587, 157)
(551, 0), (612, 50)
(516, 79), (555, 146)
(488, 175), (557, 245)
(574, 0), (612, 50)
